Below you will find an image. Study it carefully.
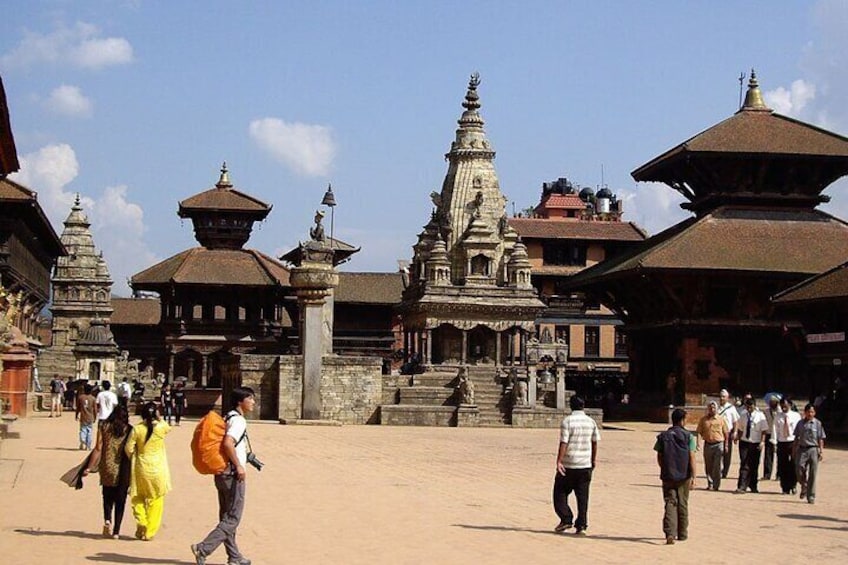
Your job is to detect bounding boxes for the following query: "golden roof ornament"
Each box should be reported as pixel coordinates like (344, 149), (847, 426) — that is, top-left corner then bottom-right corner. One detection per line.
(216, 161), (232, 189)
(740, 69), (771, 112)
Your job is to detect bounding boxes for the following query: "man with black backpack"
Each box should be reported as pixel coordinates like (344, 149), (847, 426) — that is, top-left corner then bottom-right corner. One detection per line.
(655, 408), (696, 545)
(191, 387), (256, 565)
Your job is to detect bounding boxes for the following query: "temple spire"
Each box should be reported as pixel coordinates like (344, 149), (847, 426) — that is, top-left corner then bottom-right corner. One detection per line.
(740, 69), (771, 112)
(216, 161), (232, 189)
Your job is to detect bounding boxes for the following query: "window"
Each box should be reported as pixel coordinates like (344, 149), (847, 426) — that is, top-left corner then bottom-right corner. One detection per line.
(542, 242), (587, 266)
(614, 328), (627, 357)
(555, 325), (570, 345)
(584, 326), (599, 357)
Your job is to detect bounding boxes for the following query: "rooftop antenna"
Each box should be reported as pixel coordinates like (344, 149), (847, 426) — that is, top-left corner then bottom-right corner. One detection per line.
(738, 71), (747, 109)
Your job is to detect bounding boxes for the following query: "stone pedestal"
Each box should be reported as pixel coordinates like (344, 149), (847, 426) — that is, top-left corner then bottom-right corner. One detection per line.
(456, 404), (479, 427)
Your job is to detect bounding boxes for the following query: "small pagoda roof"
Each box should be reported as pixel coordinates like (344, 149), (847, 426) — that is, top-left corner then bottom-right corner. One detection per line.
(131, 247), (290, 288)
(632, 72), (848, 213)
(279, 237), (360, 267)
(178, 163), (271, 217)
(562, 207), (848, 289)
(509, 218), (646, 241)
(773, 261), (848, 305)
(633, 76), (848, 182)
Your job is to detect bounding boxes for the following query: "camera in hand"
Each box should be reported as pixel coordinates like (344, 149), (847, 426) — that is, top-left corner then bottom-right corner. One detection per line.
(246, 452), (264, 471)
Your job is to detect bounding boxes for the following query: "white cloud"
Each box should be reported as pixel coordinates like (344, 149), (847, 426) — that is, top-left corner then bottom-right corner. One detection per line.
(9, 144), (156, 294)
(617, 183), (689, 237)
(764, 79), (815, 117)
(0, 22), (133, 71)
(45, 84), (93, 117)
(249, 118), (336, 177)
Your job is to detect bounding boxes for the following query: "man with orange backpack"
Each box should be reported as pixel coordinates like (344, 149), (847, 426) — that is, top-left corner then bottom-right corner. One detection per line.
(191, 387), (256, 565)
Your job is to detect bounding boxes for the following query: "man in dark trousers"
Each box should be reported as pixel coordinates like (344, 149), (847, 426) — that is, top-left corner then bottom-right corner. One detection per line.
(734, 396), (768, 493)
(655, 408), (696, 545)
(552, 395), (600, 536)
(192, 387), (256, 565)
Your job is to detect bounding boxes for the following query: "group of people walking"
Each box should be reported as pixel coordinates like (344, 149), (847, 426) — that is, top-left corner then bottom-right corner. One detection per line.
(552, 390), (827, 546)
(61, 381), (258, 565)
(696, 390), (826, 503)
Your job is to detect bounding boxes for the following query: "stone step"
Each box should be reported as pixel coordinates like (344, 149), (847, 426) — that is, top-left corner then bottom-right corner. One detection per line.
(380, 405), (455, 426)
(397, 386), (454, 406)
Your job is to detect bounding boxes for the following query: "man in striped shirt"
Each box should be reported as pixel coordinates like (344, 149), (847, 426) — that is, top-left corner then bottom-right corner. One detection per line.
(553, 396), (600, 535)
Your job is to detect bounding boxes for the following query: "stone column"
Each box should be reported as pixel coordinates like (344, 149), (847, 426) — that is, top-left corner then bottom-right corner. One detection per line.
(289, 241), (338, 421)
(168, 352), (175, 382)
(528, 369), (537, 408)
(461, 330), (468, 365)
(556, 367), (566, 410)
(322, 288), (335, 355)
(519, 330), (527, 365)
(200, 353), (208, 388)
(425, 329), (432, 365)
(495, 331), (502, 366)
(403, 331), (410, 363)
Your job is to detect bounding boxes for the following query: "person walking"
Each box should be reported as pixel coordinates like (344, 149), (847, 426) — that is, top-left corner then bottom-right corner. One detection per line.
(160, 383), (174, 425)
(125, 401), (171, 541)
(762, 394), (780, 480)
(49, 374), (65, 417)
(117, 377), (132, 408)
(774, 396), (801, 495)
(96, 381), (119, 425)
(793, 403), (826, 504)
(695, 400), (728, 491)
(173, 382), (187, 426)
(655, 408), (696, 545)
(551, 395), (600, 536)
(85, 404), (132, 538)
(717, 389), (739, 479)
(75, 384), (97, 450)
(734, 396), (768, 494)
(192, 387), (257, 565)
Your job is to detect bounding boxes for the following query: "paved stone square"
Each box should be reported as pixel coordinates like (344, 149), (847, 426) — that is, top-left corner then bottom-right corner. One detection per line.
(1, 414), (846, 564)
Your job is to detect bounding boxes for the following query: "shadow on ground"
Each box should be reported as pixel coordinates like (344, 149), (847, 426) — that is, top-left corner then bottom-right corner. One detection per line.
(451, 524), (658, 545)
(15, 528), (104, 540)
(86, 553), (195, 564)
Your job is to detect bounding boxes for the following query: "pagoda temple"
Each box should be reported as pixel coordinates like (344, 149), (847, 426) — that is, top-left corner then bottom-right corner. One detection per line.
(564, 72), (848, 405)
(399, 74), (545, 368)
(130, 164), (293, 387)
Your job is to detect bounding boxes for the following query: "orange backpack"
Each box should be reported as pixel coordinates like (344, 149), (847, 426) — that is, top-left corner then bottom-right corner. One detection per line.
(191, 410), (231, 475)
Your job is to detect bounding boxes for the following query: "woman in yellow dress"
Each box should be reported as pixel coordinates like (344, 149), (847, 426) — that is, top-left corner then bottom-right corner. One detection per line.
(125, 401), (171, 540)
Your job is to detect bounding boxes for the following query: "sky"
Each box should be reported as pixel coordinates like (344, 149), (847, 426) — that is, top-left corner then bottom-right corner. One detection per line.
(3, 1), (848, 295)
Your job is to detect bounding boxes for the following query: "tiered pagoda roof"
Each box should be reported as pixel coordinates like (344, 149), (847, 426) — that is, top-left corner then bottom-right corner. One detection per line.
(132, 164), (289, 291)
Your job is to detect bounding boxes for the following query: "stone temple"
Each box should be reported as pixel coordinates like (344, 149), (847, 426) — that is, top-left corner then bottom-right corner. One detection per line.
(385, 75), (589, 427)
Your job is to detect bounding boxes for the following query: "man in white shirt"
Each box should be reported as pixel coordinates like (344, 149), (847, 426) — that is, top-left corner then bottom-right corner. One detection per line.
(734, 396), (768, 494)
(553, 396), (600, 536)
(717, 389), (739, 479)
(192, 386), (256, 565)
(774, 397), (802, 494)
(116, 377), (132, 407)
(95, 380), (118, 423)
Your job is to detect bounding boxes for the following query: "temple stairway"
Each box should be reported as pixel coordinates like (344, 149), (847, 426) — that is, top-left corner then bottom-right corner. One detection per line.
(380, 364), (510, 427)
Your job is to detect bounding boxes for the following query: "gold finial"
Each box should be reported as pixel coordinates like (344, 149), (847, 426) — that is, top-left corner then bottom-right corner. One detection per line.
(217, 161), (232, 188)
(741, 68), (771, 112)
(72, 193), (81, 209)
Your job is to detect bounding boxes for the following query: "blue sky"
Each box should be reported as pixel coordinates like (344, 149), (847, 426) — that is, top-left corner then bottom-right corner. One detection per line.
(3, 1), (848, 294)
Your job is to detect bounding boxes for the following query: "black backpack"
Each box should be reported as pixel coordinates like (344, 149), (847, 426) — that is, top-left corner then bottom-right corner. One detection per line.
(50, 379), (62, 393)
(658, 427), (692, 482)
